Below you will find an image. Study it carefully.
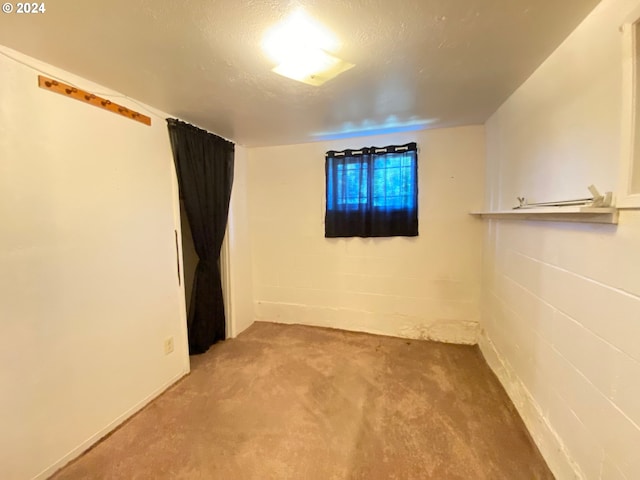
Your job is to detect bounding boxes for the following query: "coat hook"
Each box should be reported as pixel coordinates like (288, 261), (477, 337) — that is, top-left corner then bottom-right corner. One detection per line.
(101, 99), (112, 106)
(45, 81), (52, 87)
(84, 94), (96, 101)
(65, 87), (77, 94)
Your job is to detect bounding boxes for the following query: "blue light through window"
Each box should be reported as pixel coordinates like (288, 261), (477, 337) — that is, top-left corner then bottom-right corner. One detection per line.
(327, 150), (417, 211)
(325, 143), (418, 237)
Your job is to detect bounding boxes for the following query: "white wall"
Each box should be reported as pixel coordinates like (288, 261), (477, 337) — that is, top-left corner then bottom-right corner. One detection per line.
(226, 146), (255, 337)
(481, 0), (640, 478)
(0, 47), (189, 480)
(247, 126), (485, 343)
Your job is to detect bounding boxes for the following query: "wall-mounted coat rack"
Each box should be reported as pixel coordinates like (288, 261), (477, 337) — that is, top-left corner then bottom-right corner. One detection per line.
(38, 75), (151, 126)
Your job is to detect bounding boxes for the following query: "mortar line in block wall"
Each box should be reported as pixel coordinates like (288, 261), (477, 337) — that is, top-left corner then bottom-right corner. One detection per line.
(479, 330), (589, 480)
(487, 288), (640, 433)
(495, 269), (640, 365)
(510, 249), (640, 301)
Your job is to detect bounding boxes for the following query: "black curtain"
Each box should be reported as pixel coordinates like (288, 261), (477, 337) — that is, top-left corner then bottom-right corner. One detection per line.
(167, 119), (234, 354)
(325, 142), (418, 237)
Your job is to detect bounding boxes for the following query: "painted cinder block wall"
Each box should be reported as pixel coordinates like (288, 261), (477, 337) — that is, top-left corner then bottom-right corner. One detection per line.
(480, 0), (640, 478)
(246, 126), (485, 343)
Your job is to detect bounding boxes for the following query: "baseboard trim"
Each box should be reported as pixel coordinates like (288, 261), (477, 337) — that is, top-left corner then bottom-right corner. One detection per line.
(33, 369), (189, 480)
(255, 301), (479, 345)
(478, 331), (584, 480)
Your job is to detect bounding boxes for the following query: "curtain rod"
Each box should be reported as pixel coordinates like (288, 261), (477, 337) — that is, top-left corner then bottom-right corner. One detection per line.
(326, 142), (417, 158)
(166, 118), (235, 145)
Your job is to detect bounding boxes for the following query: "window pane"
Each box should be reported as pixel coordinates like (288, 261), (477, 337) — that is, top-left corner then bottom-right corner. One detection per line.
(374, 154), (401, 169)
(387, 168), (401, 197)
(401, 156), (413, 167)
(336, 162), (368, 207)
(371, 153), (416, 209)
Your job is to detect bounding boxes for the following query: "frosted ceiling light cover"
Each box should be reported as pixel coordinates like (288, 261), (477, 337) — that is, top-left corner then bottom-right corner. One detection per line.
(262, 9), (353, 86)
(272, 50), (354, 86)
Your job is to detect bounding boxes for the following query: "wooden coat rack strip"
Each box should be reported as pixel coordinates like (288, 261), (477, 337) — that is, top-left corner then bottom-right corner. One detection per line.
(38, 75), (151, 126)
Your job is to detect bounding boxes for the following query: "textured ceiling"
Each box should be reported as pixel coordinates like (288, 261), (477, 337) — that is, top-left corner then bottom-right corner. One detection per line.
(0, 0), (600, 146)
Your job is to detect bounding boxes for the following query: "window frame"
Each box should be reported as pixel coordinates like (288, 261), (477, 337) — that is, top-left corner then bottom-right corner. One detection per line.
(620, 12), (640, 209)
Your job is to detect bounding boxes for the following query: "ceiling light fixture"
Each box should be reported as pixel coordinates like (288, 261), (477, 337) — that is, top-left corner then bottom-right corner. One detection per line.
(262, 9), (354, 86)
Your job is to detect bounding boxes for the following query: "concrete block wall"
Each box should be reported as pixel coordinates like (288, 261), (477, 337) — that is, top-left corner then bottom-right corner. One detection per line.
(481, 219), (640, 479)
(246, 126), (485, 343)
(480, 0), (640, 477)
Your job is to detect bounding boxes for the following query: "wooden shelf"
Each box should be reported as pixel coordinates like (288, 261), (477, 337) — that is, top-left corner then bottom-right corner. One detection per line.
(469, 206), (619, 224)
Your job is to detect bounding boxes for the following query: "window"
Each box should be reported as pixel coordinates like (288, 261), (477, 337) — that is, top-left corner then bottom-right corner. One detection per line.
(325, 142), (418, 237)
(620, 15), (640, 208)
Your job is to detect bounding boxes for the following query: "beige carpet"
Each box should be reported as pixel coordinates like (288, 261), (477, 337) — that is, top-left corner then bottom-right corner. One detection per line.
(51, 322), (553, 479)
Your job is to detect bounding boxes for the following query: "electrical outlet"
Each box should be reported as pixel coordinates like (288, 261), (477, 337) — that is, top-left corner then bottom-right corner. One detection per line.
(164, 336), (174, 355)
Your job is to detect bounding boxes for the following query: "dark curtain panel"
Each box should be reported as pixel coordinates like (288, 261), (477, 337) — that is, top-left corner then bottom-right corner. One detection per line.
(166, 118), (234, 354)
(325, 142), (418, 237)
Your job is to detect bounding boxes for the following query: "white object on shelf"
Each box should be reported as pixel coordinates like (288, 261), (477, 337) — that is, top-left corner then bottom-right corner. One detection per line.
(469, 206), (619, 224)
(514, 185), (612, 209)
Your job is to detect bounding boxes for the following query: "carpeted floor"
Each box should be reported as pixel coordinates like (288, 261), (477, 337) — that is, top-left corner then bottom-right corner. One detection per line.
(51, 322), (553, 479)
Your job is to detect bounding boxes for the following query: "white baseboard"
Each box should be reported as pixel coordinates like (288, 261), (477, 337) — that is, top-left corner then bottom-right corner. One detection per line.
(478, 331), (583, 480)
(33, 369), (189, 480)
